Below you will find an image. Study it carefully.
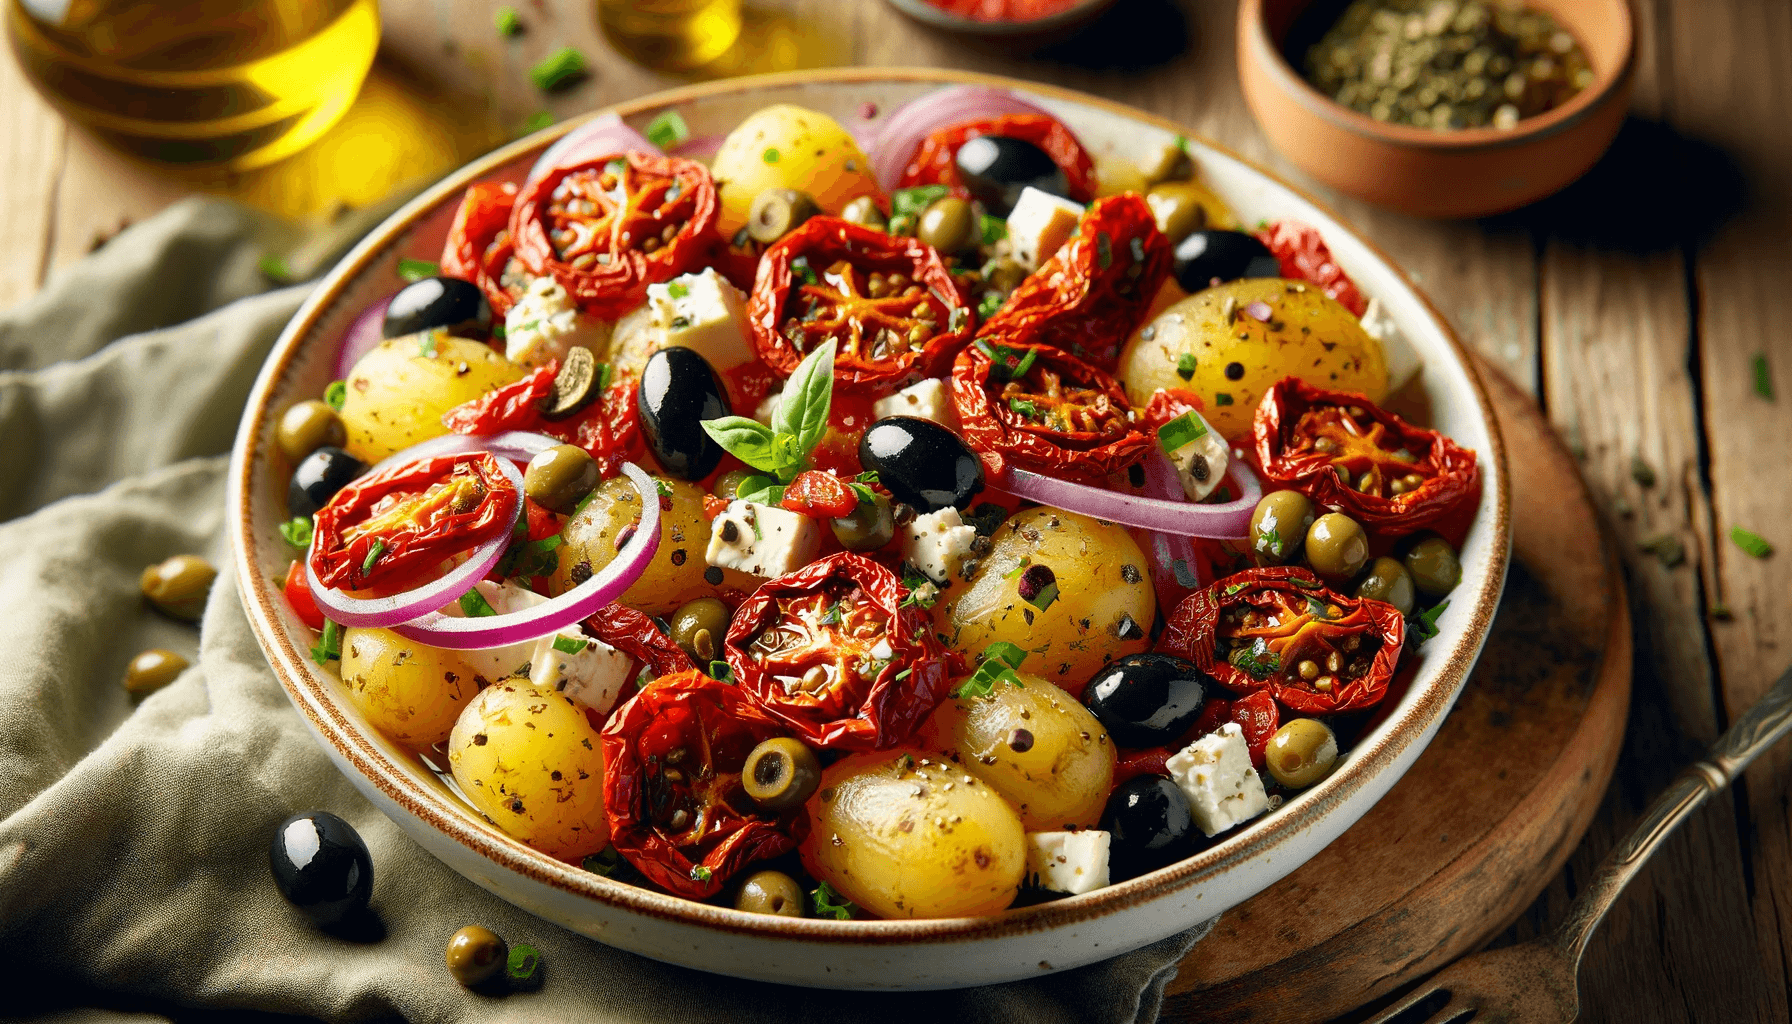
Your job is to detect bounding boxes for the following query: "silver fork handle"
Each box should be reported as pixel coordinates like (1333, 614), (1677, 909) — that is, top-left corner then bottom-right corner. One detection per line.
(1550, 665), (1792, 966)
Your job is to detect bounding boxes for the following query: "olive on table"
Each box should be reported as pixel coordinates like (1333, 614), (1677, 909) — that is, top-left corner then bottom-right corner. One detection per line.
(742, 736), (822, 813)
(288, 446), (365, 519)
(1101, 775), (1196, 881)
(712, 467), (756, 502)
(638, 346), (731, 481)
(839, 195), (887, 230)
(954, 135), (1069, 216)
(444, 924), (508, 987)
(858, 416), (984, 513)
(1404, 535), (1462, 598)
(124, 648), (188, 695)
(381, 276), (492, 339)
(524, 444), (599, 515)
(1145, 181), (1215, 246)
(276, 400), (346, 463)
(747, 188), (821, 244)
(734, 870), (807, 917)
(269, 810), (373, 927)
(1305, 512), (1369, 578)
(1171, 230), (1281, 294)
(668, 597), (731, 665)
(1356, 556), (1416, 615)
(1083, 653), (1209, 748)
(1248, 490), (1317, 566)
(917, 196), (977, 255)
(1264, 718), (1339, 789)
(140, 554), (216, 621)
(830, 492), (895, 551)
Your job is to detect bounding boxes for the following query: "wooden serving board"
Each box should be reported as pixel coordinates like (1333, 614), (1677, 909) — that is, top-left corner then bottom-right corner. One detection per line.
(1161, 360), (1633, 1024)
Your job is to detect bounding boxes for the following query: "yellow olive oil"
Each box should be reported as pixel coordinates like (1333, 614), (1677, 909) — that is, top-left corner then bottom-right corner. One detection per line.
(597, 0), (741, 70)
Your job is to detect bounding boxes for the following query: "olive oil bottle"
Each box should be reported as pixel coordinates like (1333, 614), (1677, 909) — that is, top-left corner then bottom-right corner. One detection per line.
(7, 0), (380, 171)
(597, 0), (740, 70)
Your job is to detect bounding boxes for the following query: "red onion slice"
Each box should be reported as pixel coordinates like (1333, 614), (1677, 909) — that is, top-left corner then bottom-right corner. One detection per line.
(388, 461), (661, 650)
(994, 461), (1263, 539)
(526, 113), (660, 188)
(868, 86), (1051, 192)
(368, 430), (558, 475)
(1137, 450), (1212, 608)
(334, 296), (391, 379)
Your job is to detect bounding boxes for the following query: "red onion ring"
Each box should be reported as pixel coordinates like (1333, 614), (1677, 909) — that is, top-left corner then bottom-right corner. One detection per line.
(993, 461), (1263, 539)
(868, 86), (1051, 192)
(367, 430), (558, 475)
(672, 134), (725, 161)
(334, 296), (391, 380)
(1137, 450), (1212, 607)
(526, 113), (660, 188)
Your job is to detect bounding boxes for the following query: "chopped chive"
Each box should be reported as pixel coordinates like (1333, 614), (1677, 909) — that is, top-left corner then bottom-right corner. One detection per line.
(278, 516), (314, 549)
(645, 109), (690, 150)
(1157, 409), (1209, 454)
(257, 254), (293, 283)
(419, 332), (438, 358)
(1730, 525), (1774, 559)
(361, 540), (385, 576)
(309, 619), (342, 665)
(1175, 353), (1197, 380)
(978, 291), (1003, 318)
(323, 380), (346, 411)
(979, 214), (1007, 246)
(552, 634), (589, 654)
(459, 588), (498, 617)
(763, 147), (780, 163)
(1011, 347), (1037, 378)
(1096, 232), (1113, 270)
(1753, 353), (1774, 400)
(689, 865), (714, 883)
(518, 110), (555, 135)
(530, 47), (587, 91)
(1214, 392), (1234, 406)
(397, 257), (439, 283)
(494, 5), (521, 35)
(1009, 397), (1039, 418)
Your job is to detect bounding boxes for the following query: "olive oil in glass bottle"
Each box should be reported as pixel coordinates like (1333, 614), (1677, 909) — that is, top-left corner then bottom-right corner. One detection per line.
(597, 0), (740, 70)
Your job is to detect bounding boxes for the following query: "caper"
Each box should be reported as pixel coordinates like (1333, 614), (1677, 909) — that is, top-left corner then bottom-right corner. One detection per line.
(276, 400), (346, 462)
(917, 196), (977, 255)
(140, 554), (216, 621)
(444, 924), (507, 987)
(523, 444), (598, 514)
(741, 736), (821, 812)
(747, 188), (821, 244)
(1264, 718), (1339, 789)
(124, 648), (188, 695)
(1304, 513), (1369, 578)
(1404, 535), (1462, 598)
(1248, 490), (1317, 566)
(713, 468), (756, 502)
(669, 597), (731, 665)
(733, 869), (806, 917)
(830, 492), (895, 552)
(1355, 556), (1416, 615)
(1145, 181), (1215, 245)
(838, 195), (887, 230)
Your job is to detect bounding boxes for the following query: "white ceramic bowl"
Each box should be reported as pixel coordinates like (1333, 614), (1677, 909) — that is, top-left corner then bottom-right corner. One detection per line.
(229, 68), (1510, 991)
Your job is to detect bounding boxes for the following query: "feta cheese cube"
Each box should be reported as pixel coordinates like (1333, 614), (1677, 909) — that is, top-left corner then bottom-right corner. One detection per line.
(529, 632), (633, 715)
(647, 267), (754, 372)
(504, 275), (613, 368)
(441, 580), (541, 684)
(1160, 407), (1230, 502)
(873, 377), (957, 430)
(1361, 297), (1423, 394)
(1167, 722), (1270, 838)
(900, 507), (978, 585)
(1006, 187), (1086, 272)
(1025, 830), (1111, 895)
(705, 500), (823, 579)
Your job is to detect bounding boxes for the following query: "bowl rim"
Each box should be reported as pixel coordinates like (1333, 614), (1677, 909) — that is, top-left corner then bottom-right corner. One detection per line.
(1239, 0), (1635, 151)
(229, 65), (1511, 947)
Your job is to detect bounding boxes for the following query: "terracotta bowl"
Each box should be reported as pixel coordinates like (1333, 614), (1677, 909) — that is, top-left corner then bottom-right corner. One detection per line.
(228, 68), (1510, 990)
(1239, 0), (1634, 218)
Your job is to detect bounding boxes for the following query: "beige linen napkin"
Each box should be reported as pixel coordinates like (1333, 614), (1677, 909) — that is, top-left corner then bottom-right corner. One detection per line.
(0, 199), (1208, 1023)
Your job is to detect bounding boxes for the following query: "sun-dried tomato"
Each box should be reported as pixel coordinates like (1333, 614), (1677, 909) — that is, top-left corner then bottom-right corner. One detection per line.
(1228, 690), (1279, 768)
(441, 181), (524, 317)
(1254, 377), (1480, 536)
(780, 470), (857, 519)
(601, 671), (801, 899)
(897, 113), (1097, 204)
(951, 338), (1151, 485)
(1254, 221), (1366, 317)
(746, 217), (973, 395)
(282, 559), (325, 631)
(1160, 566), (1405, 715)
(1108, 689), (1278, 779)
(309, 452), (518, 591)
(976, 194), (1170, 371)
(440, 360), (643, 478)
(510, 152), (719, 321)
(585, 604), (695, 679)
(725, 553), (950, 751)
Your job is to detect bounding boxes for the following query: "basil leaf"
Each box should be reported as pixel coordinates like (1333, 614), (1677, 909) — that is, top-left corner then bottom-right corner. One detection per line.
(700, 416), (782, 472)
(773, 339), (836, 459)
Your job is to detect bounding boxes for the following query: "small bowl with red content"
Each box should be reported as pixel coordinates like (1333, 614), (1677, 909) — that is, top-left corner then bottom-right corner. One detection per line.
(882, 0), (1119, 38)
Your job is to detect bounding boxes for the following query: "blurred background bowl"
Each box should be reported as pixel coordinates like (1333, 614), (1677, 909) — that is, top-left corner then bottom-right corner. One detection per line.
(882, 0), (1118, 40)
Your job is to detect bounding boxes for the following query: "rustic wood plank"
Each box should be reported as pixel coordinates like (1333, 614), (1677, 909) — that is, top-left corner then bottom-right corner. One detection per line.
(0, 37), (65, 307)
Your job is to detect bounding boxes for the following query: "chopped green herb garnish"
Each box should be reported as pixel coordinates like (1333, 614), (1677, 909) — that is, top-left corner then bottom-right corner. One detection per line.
(1176, 353), (1197, 380)
(502, 533), (563, 578)
(494, 5), (521, 35)
(459, 588), (498, 617)
(1224, 581), (1250, 596)
(1009, 397), (1039, 419)
(583, 846), (628, 877)
(397, 257), (439, 283)
(1228, 637), (1280, 677)
(279, 516), (314, 549)
(518, 110), (555, 135)
(1003, 556), (1031, 580)
(689, 865), (714, 883)
(978, 291), (1004, 318)
(309, 619), (342, 665)
(708, 660), (734, 682)
(419, 332), (438, 358)
(979, 214), (1007, 246)
(891, 185), (948, 219)
(791, 255), (818, 286)
(645, 109), (690, 150)
(1412, 599), (1450, 643)
(985, 641), (1026, 668)
(1753, 352), (1774, 400)
(762, 147), (780, 163)
(506, 944), (540, 982)
(529, 47), (587, 91)
(1156, 409), (1209, 454)
(1096, 232), (1113, 270)
(1214, 392), (1234, 406)
(553, 634), (589, 655)
(1174, 134), (1189, 152)
(667, 280), (689, 299)
(811, 880), (856, 920)
(1731, 525), (1774, 558)
(1023, 580), (1058, 610)
(361, 540), (385, 576)
(257, 254), (293, 283)
(323, 380), (346, 411)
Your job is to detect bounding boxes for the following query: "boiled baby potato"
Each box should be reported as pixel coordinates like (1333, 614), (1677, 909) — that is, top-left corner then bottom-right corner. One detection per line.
(447, 681), (609, 860)
(338, 331), (524, 462)
(711, 104), (883, 237)
(940, 508), (1155, 692)
(549, 474), (759, 616)
(339, 627), (480, 750)
(800, 747), (1026, 919)
(1117, 279), (1387, 442)
(920, 672), (1115, 831)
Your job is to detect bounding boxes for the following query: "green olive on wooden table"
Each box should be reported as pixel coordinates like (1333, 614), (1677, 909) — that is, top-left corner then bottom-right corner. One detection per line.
(917, 196), (977, 255)
(444, 924), (508, 986)
(1305, 512), (1369, 578)
(838, 195), (887, 230)
(734, 869), (807, 917)
(668, 597), (731, 665)
(124, 648), (188, 695)
(1355, 556), (1416, 615)
(1145, 181), (1213, 245)
(1264, 718), (1339, 789)
(276, 400), (346, 462)
(747, 188), (820, 244)
(140, 554), (216, 621)
(830, 493), (895, 552)
(1404, 535), (1462, 598)
(742, 736), (822, 813)
(523, 444), (598, 514)
(1249, 490), (1317, 566)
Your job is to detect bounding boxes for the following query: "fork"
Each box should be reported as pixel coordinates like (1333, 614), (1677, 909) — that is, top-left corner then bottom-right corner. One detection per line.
(1365, 664), (1792, 1024)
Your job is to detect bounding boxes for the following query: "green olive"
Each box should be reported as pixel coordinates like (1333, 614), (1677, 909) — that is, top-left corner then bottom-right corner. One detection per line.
(747, 188), (821, 244)
(839, 195), (887, 230)
(734, 869), (806, 917)
(1355, 556), (1416, 615)
(1304, 513), (1369, 578)
(985, 258), (1028, 294)
(276, 400), (346, 462)
(713, 468), (756, 501)
(1249, 490), (1317, 566)
(668, 597), (732, 665)
(444, 924), (508, 986)
(1404, 535), (1462, 598)
(1264, 718), (1339, 789)
(917, 196), (977, 255)
(524, 444), (599, 514)
(124, 648), (188, 695)
(830, 493), (895, 552)
(140, 554), (216, 621)
(742, 736), (821, 813)
(1145, 181), (1213, 245)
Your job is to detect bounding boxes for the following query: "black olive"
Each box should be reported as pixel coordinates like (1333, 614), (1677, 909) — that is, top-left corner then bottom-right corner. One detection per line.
(857, 416), (984, 513)
(269, 811), (373, 927)
(381, 276), (492, 339)
(288, 446), (365, 519)
(1083, 653), (1209, 748)
(638, 347), (731, 480)
(1171, 230), (1282, 293)
(1101, 776), (1197, 882)
(954, 135), (1069, 217)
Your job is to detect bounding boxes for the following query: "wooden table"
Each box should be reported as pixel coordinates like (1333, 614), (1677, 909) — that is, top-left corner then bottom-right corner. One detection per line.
(4, 1), (1787, 1019)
